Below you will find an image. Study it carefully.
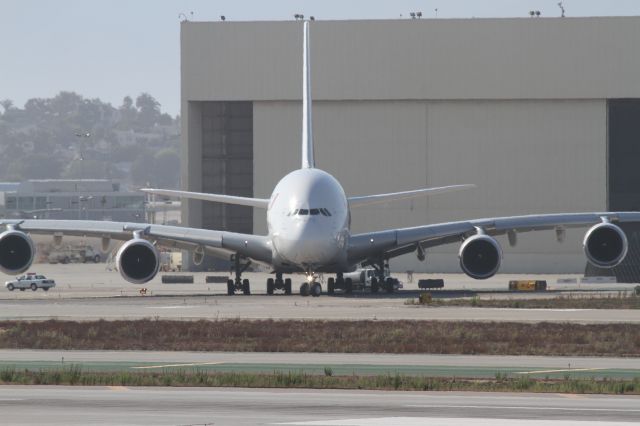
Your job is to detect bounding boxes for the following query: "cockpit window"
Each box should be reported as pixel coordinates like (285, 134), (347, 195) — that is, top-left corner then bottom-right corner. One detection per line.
(290, 208), (331, 216)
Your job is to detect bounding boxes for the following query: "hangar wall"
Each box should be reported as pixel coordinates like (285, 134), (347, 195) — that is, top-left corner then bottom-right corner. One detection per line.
(253, 99), (606, 272)
(182, 17), (640, 273)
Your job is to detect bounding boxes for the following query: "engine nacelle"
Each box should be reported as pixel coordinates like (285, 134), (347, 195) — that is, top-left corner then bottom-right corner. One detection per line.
(459, 233), (502, 280)
(0, 229), (34, 275)
(583, 222), (628, 268)
(115, 238), (160, 284)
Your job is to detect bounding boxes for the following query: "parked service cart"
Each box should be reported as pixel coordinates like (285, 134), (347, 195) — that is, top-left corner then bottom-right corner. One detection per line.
(5, 273), (56, 291)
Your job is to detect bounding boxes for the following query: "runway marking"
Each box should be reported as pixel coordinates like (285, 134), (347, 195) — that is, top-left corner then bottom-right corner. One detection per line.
(145, 306), (198, 309)
(279, 417), (629, 425)
(404, 405), (640, 413)
(0, 398), (24, 401)
(131, 362), (223, 369)
(516, 368), (606, 375)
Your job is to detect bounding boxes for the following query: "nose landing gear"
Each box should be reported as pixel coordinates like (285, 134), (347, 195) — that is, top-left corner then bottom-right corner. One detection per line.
(300, 273), (322, 297)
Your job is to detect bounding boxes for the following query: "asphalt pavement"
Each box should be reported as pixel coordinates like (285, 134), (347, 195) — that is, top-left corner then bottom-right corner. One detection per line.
(0, 386), (638, 425)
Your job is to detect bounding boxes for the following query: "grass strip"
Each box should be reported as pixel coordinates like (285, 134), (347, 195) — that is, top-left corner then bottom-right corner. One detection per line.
(0, 319), (639, 356)
(411, 292), (640, 309)
(1, 366), (639, 394)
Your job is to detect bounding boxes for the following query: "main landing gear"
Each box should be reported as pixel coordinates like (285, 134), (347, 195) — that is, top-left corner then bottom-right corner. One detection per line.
(326, 273), (353, 295)
(299, 273), (322, 297)
(227, 254), (252, 295)
(266, 272), (292, 295)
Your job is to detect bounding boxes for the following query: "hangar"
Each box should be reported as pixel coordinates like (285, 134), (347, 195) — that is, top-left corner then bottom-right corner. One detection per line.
(180, 17), (640, 278)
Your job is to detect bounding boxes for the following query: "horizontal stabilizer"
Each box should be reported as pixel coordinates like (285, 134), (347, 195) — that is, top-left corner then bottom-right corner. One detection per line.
(140, 188), (270, 209)
(348, 184), (475, 208)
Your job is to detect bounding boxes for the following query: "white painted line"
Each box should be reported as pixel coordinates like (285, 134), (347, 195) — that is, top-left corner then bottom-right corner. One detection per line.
(516, 368), (606, 375)
(404, 405), (640, 413)
(278, 417), (628, 426)
(145, 306), (198, 309)
(131, 362), (223, 369)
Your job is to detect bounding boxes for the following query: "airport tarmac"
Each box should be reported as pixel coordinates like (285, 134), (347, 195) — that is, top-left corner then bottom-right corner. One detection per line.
(1, 350), (638, 379)
(1, 264), (638, 322)
(0, 386), (638, 425)
(1, 264), (636, 299)
(1, 293), (640, 323)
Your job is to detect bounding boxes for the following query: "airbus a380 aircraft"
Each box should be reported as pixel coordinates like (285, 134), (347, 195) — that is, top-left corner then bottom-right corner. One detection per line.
(1, 21), (639, 297)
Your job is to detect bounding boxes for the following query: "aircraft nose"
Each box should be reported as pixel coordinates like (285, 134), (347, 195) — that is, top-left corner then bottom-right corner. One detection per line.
(276, 220), (337, 266)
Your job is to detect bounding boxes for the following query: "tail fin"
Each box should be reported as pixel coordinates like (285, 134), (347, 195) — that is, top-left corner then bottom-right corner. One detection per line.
(301, 20), (315, 169)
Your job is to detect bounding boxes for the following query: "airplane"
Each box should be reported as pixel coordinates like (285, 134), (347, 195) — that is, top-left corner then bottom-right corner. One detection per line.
(0, 21), (638, 297)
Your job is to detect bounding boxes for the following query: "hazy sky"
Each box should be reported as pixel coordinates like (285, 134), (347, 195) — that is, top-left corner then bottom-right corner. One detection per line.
(2, 1), (640, 116)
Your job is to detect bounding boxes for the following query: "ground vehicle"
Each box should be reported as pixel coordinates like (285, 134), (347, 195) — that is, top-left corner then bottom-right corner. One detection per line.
(5, 273), (56, 291)
(48, 245), (101, 264)
(334, 268), (403, 294)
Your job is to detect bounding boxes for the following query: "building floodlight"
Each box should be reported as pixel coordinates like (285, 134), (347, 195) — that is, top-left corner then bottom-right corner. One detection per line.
(529, 11), (535, 17)
(220, 15), (226, 21)
(416, 11), (422, 18)
(310, 16), (315, 21)
(409, 12), (416, 19)
(535, 10), (541, 17)
(558, 2), (565, 17)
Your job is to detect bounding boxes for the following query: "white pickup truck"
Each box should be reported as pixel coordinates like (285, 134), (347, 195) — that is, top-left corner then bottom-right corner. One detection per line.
(5, 273), (56, 291)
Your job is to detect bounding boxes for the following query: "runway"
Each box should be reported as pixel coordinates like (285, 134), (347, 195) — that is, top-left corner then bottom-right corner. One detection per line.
(0, 386), (638, 425)
(1, 294), (640, 323)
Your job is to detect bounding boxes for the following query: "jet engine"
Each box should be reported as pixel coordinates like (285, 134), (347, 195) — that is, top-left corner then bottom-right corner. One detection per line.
(115, 238), (160, 284)
(459, 233), (502, 280)
(0, 229), (34, 275)
(583, 222), (628, 268)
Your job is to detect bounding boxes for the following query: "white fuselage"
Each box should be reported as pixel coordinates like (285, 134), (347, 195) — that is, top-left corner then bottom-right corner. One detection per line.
(268, 168), (350, 273)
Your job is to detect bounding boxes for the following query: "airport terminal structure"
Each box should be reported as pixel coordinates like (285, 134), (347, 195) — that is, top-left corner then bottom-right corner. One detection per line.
(180, 16), (640, 277)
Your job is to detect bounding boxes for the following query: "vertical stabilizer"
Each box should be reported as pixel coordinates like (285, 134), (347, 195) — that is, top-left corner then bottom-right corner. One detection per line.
(301, 21), (315, 169)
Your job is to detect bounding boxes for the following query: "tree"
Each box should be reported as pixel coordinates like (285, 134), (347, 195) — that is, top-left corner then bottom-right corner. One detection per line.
(118, 96), (137, 129)
(0, 99), (13, 114)
(135, 93), (161, 130)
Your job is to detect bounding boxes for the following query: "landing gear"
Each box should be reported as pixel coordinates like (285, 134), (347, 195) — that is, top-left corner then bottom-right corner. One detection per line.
(311, 282), (322, 297)
(327, 273), (352, 295)
(267, 273), (291, 295)
(227, 254), (252, 295)
(300, 282), (310, 296)
(300, 273), (322, 297)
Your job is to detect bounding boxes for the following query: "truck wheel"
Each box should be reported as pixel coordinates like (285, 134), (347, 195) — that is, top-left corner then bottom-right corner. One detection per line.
(385, 278), (395, 293)
(345, 278), (353, 294)
(94, 255), (101, 263)
(7, 284), (14, 291)
(43, 287), (49, 292)
(371, 278), (379, 293)
(31, 283), (38, 291)
(62, 257), (70, 264)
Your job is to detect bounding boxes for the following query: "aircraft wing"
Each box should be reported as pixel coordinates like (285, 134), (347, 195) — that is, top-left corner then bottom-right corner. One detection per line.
(348, 184), (475, 208)
(1, 219), (272, 265)
(347, 212), (640, 265)
(140, 188), (270, 209)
